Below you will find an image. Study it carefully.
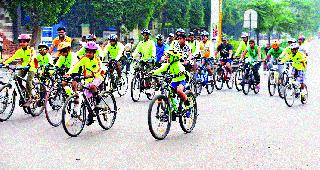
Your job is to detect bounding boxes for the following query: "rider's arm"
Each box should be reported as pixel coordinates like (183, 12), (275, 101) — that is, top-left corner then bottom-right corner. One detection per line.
(152, 63), (170, 75)
(116, 43), (125, 61)
(235, 41), (244, 57)
(228, 44), (233, 59)
(280, 54), (291, 64)
(132, 42), (142, 59)
(257, 46), (261, 61)
(66, 57), (86, 75)
(151, 41), (156, 59)
(240, 49), (247, 60)
(76, 47), (85, 58)
(3, 49), (21, 65)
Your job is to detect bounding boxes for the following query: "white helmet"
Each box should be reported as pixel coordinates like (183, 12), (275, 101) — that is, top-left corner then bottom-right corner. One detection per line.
(289, 43), (299, 50)
(241, 32), (249, 38)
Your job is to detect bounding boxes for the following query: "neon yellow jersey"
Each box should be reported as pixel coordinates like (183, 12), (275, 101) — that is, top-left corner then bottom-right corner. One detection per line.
(103, 42), (124, 61)
(4, 46), (35, 67)
(281, 51), (307, 71)
(133, 39), (156, 61)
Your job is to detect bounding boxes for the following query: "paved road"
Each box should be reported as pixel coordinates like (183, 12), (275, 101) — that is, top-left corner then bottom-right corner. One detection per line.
(1, 40), (320, 169)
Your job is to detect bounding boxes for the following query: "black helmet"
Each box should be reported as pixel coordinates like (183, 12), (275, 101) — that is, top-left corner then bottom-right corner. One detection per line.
(141, 29), (151, 35)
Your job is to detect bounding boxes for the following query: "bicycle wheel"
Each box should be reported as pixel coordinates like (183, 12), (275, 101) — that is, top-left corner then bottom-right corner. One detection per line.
(242, 75), (250, 95)
(235, 69), (243, 91)
(28, 82), (46, 117)
(179, 91), (197, 133)
(117, 73), (128, 96)
(215, 68), (224, 90)
(284, 84), (295, 107)
(278, 73), (288, 99)
(45, 87), (65, 127)
(131, 74), (141, 102)
(62, 94), (86, 137)
(268, 72), (276, 96)
(226, 72), (234, 89)
(96, 92), (117, 130)
(206, 75), (214, 94)
(148, 94), (171, 140)
(300, 84), (308, 104)
(0, 85), (16, 122)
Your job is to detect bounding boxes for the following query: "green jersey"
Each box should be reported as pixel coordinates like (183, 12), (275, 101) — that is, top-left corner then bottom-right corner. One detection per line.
(267, 47), (284, 60)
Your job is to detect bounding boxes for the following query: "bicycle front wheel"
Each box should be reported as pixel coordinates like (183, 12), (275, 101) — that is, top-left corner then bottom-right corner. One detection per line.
(0, 85), (15, 122)
(179, 91), (197, 133)
(45, 87), (65, 127)
(96, 92), (117, 130)
(28, 82), (46, 117)
(117, 72), (129, 96)
(284, 84), (295, 107)
(131, 74), (141, 102)
(62, 94), (86, 137)
(215, 68), (224, 90)
(148, 94), (171, 140)
(235, 69), (243, 91)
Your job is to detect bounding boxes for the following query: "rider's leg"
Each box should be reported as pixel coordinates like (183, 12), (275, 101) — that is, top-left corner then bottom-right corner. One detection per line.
(26, 71), (35, 98)
(176, 84), (188, 104)
(253, 63), (261, 84)
(116, 61), (122, 79)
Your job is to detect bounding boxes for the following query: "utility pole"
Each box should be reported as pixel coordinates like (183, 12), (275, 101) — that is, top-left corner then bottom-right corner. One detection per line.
(210, 0), (223, 44)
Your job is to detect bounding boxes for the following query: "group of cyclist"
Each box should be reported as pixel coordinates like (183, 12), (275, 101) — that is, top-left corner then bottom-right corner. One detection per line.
(0, 26), (309, 126)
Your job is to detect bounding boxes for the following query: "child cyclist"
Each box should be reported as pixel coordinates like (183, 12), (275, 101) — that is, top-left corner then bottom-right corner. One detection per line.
(66, 41), (105, 125)
(150, 48), (191, 116)
(3, 34), (36, 106)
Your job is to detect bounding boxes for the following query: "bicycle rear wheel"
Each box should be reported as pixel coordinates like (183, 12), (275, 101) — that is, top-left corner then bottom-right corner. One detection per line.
(242, 75), (250, 95)
(96, 92), (117, 130)
(148, 94), (171, 140)
(226, 72), (234, 89)
(62, 94), (86, 137)
(206, 75), (214, 94)
(0, 85), (15, 122)
(179, 91), (197, 133)
(28, 82), (46, 117)
(300, 84), (308, 104)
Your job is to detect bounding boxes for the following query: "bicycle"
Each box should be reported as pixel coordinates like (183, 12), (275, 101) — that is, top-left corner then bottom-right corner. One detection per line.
(214, 59), (234, 90)
(131, 59), (157, 102)
(0, 65), (45, 121)
(284, 74), (308, 107)
(148, 73), (197, 140)
(241, 61), (262, 95)
(267, 61), (288, 97)
(44, 66), (69, 127)
(61, 75), (117, 137)
(102, 59), (128, 97)
(277, 62), (292, 98)
(192, 57), (215, 95)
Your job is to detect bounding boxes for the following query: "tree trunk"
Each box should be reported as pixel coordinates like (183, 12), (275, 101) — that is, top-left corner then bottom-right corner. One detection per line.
(267, 32), (271, 45)
(256, 29), (260, 45)
(30, 24), (41, 47)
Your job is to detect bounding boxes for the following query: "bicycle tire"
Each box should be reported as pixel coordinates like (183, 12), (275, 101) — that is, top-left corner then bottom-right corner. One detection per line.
(179, 91), (197, 133)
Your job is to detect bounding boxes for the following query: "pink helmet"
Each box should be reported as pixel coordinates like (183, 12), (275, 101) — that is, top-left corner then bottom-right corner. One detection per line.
(18, 34), (31, 40)
(84, 41), (99, 50)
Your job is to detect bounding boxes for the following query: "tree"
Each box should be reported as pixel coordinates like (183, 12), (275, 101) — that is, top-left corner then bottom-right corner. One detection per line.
(189, 0), (205, 29)
(161, 0), (191, 28)
(3, 0), (76, 46)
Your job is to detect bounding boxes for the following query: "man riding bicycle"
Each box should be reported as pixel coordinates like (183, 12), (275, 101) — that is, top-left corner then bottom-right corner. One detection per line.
(103, 34), (124, 80)
(66, 41), (105, 125)
(215, 36), (233, 78)
(76, 34), (103, 60)
(240, 39), (262, 90)
(266, 40), (284, 79)
(235, 32), (249, 59)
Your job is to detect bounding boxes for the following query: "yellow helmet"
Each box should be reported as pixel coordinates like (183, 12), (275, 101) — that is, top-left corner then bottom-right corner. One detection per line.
(57, 42), (71, 51)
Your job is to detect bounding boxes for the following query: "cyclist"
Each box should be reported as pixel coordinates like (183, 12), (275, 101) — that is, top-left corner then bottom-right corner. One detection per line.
(240, 39), (262, 90)
(66, 41), (104, 125)
(76, 34), (103, 60)
(49, 27), (72, 54)
(150, 48), (191, 114)
(235, 32), (249, 59)
(123, 38), (136, 72)
(172, 29), (193, 71)
(297, 36), (309, 56)
(280, 43), (307, 101)
(103, 34), (124, 80)
(132, 29), (156, 71)
(155, 34), (169, 67)
(36, 43), (53, 67)
(215, 36), (233, 78)
(3, 34), (36, 106)
(279, 38), (296, 61)
(187, 32), (200, 57)
(166, 33), (175, 47)
(266, 40), (284, 73)
(199, 31), (214, 59)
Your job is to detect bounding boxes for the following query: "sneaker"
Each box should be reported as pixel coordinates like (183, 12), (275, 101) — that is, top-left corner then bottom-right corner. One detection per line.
(86, 113), (95, 126)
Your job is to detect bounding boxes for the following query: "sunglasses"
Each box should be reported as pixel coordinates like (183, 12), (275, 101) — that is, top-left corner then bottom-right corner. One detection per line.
(19, 40), (28, 43)
(59, 48), (69, 53)
(86, 49), (96, 54)
(58, 31), (65, 34)
(39, 48), (47, 51)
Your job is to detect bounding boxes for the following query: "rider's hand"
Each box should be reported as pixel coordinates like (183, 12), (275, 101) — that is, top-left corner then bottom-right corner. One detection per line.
(63, 74), (70, 78)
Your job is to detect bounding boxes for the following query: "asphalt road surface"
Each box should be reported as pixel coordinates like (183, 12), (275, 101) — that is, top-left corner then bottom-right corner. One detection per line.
(1, 39), (319, 169)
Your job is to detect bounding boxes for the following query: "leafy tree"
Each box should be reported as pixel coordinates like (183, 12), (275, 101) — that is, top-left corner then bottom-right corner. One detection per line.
(189, 0), (205, 29)
(3, 0), (76, 46)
